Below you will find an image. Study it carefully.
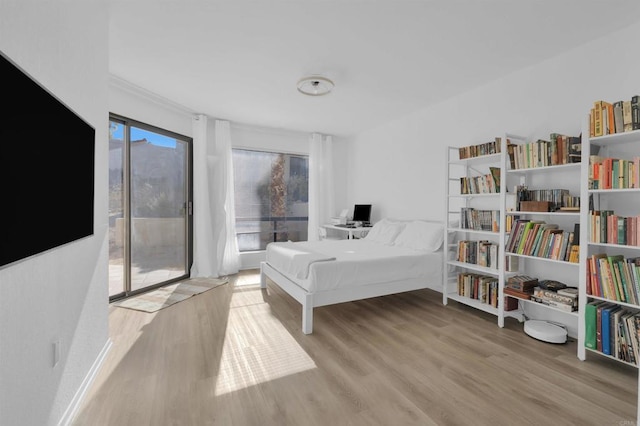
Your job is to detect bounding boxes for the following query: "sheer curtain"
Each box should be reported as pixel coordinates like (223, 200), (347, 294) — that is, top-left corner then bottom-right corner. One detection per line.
(308, 133), (335, 241)
(191, 115), (240, 277)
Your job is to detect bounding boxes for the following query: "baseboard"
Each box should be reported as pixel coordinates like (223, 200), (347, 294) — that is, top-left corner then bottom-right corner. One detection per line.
(58, 338), (113, 426)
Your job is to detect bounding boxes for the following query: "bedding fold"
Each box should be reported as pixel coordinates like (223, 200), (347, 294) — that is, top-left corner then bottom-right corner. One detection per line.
(266, 241), (336, 280)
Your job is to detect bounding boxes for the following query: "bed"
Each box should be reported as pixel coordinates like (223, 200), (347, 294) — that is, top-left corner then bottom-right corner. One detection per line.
(260, 219), (444, 334)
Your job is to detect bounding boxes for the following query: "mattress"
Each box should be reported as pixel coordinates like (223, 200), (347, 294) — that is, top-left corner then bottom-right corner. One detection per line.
(266, 239), (442, 292)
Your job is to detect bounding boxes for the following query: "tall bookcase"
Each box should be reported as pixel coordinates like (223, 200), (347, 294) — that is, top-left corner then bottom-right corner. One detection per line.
(502, 134), (582, 350)
(444, 134), (583, 347)
(443, 137), (519, 328)
(578, 121), (640, 364)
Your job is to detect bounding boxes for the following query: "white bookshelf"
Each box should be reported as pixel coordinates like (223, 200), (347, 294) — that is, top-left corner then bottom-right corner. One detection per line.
(444, 133), (583, 335)
(578, 123), (640, 364)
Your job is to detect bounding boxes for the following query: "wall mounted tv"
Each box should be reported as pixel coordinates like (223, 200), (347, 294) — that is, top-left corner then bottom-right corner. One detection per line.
(0, 51), (95, 268)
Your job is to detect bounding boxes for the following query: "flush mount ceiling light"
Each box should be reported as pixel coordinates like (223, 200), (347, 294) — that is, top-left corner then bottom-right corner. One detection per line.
(297, 75), (334, 96)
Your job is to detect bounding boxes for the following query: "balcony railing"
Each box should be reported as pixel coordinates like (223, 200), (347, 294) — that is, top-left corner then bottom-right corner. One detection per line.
(235, 216), (308, 252)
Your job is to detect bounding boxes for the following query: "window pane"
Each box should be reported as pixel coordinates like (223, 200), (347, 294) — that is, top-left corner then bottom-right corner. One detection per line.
(233, 149), (308, 251)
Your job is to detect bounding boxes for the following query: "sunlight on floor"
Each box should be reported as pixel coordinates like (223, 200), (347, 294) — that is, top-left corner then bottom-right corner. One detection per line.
(214, 282), (316, 396)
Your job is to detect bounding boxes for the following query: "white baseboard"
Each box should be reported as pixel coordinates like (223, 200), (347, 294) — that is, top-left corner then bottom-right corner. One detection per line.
(58, 338), (113, 426)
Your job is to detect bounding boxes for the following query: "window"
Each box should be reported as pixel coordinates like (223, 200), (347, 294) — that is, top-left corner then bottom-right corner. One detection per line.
(233, 149), (309, 251)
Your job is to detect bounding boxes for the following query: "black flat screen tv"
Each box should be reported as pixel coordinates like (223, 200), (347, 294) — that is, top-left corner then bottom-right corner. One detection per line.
(0, 51), (95, 268)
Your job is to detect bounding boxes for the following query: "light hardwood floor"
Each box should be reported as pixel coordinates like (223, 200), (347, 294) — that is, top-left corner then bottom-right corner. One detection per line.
(72, 270), (638, 426)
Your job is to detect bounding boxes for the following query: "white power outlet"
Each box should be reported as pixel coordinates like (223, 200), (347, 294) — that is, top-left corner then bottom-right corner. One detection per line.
(52, 339), (61, 368)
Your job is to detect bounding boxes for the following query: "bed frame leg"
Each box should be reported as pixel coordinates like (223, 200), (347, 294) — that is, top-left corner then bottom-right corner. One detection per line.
(302, 294), (313, 334)
(259, 262), (267, 289)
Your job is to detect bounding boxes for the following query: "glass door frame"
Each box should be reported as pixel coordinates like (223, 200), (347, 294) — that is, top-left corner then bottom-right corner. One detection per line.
(109, 114), (193, 302)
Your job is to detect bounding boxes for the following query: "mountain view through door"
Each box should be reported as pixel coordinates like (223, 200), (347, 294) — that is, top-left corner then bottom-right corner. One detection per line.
(108, 117), (192, 300)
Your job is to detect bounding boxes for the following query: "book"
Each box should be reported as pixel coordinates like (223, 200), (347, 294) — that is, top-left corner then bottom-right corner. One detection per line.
(516, 221), (537, 254)
(607, 254), (625, 301)
(612, 308), (627, 359)
(489, 166), (501, 193)
(613, 101), (624, 133)
(506, 219), (530, 253)
(623, 100), (633, 132)
(602, 305), (621, 356)
(532, 288), (576, 307)
(596, 302), (614, 351)
(597, 255), (613, 299)
(568, 244), (580, 264)
(620, 259), (636, 305)
(585, 301), (603, 349)
(568, 136), (581, 163)
(632, 95), (640, 130)
(589, 254), (607, 297)
(602, 101), (614, 134)
(503, 287), (532, 300)
(622, 312), (637, 364)
(531, 224), (559, 256)
(557, 287), (578, 297)
(593, 101), (603, 137)
(506, 275), (538, 292)
(522, 222), (543, 255)
(529, 295), (575, 312)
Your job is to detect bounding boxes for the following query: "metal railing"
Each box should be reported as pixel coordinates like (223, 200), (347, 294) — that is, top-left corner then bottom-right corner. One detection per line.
(235, 216), (308, 251)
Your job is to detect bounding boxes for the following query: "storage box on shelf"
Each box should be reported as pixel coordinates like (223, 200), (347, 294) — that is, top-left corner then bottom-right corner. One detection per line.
(579, 119), (640, 365)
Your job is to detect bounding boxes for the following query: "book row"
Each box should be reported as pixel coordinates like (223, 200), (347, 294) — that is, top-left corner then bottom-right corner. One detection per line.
(588, 155), (640, 190)
(456, 273), (499, 307)
(530, 286), (578, 312)
(456, 240), (499, 269)
(504, 276), (578, 312)
(585, 301), (639, 365)
(505, 219), (579, 263)
(590, 96), (640, 138)
(516, 188), (577, 212)
(457, 137), (502, 160)
(588, 210), (640, 246)
(586, 253), (640, 305)
(507, 133), (580, 170)
(459, 208), (499, 232)
(459, 166), (500, 194)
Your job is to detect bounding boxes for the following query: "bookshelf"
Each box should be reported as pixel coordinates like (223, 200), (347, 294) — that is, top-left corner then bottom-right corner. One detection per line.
(578, 121), (640, 365)
(443, 141), (521, 327)
(445, 134), (583, 334)
(501, 134), (582, 349)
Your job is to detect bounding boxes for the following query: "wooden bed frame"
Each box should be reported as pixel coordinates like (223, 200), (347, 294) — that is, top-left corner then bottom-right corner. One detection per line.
(260, 260), (433, 334)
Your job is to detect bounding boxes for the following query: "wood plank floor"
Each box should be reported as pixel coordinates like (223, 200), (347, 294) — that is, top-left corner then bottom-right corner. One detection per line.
(72, 269), (638, 426)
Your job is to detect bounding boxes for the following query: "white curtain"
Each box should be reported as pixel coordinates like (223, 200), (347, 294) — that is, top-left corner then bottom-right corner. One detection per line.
(308, 133), (335, 241)
(191, 115), (240, 277)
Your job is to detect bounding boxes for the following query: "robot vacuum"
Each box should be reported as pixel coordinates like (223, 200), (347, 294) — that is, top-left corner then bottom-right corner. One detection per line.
(524, 320), (567, 344)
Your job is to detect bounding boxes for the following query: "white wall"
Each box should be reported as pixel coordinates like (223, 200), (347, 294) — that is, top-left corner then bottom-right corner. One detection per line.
(346, 20), (640, 334)
(348, 20), (640, 223)
(0, 2), (109, 425)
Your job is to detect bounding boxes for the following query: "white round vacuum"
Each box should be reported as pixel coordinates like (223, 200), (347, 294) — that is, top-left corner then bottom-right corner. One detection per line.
(524, 320), (567, 344)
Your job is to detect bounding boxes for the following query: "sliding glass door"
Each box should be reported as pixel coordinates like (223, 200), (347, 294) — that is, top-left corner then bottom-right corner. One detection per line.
(109, 115), (192, 300)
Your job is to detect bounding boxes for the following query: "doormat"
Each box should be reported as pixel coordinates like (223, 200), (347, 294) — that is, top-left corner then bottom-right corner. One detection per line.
(112, 277), (228, 313)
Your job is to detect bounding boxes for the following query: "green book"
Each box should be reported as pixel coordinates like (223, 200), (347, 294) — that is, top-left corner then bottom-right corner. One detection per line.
(617, 217), (626, 245)
(607, 255), (625, 301)
(585, 301), (602, 349)
(613, 259), (629, 303)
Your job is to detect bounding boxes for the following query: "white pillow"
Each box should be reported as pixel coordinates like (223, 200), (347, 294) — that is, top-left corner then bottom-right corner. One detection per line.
(393, 221), (444, 252)
(364, 219), (406, 245)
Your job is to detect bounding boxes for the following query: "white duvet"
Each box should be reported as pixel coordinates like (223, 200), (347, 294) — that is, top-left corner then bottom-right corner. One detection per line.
(266, 239), (442, 293)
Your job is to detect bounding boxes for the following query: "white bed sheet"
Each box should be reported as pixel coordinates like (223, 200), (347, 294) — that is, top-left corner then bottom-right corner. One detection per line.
(266, 239), (442, 293)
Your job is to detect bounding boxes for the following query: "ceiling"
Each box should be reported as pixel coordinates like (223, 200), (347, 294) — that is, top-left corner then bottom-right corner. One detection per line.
(109, 1), (640, 138)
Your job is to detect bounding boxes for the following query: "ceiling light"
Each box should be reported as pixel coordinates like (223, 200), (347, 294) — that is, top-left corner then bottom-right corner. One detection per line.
(297, 75), (334, 96)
